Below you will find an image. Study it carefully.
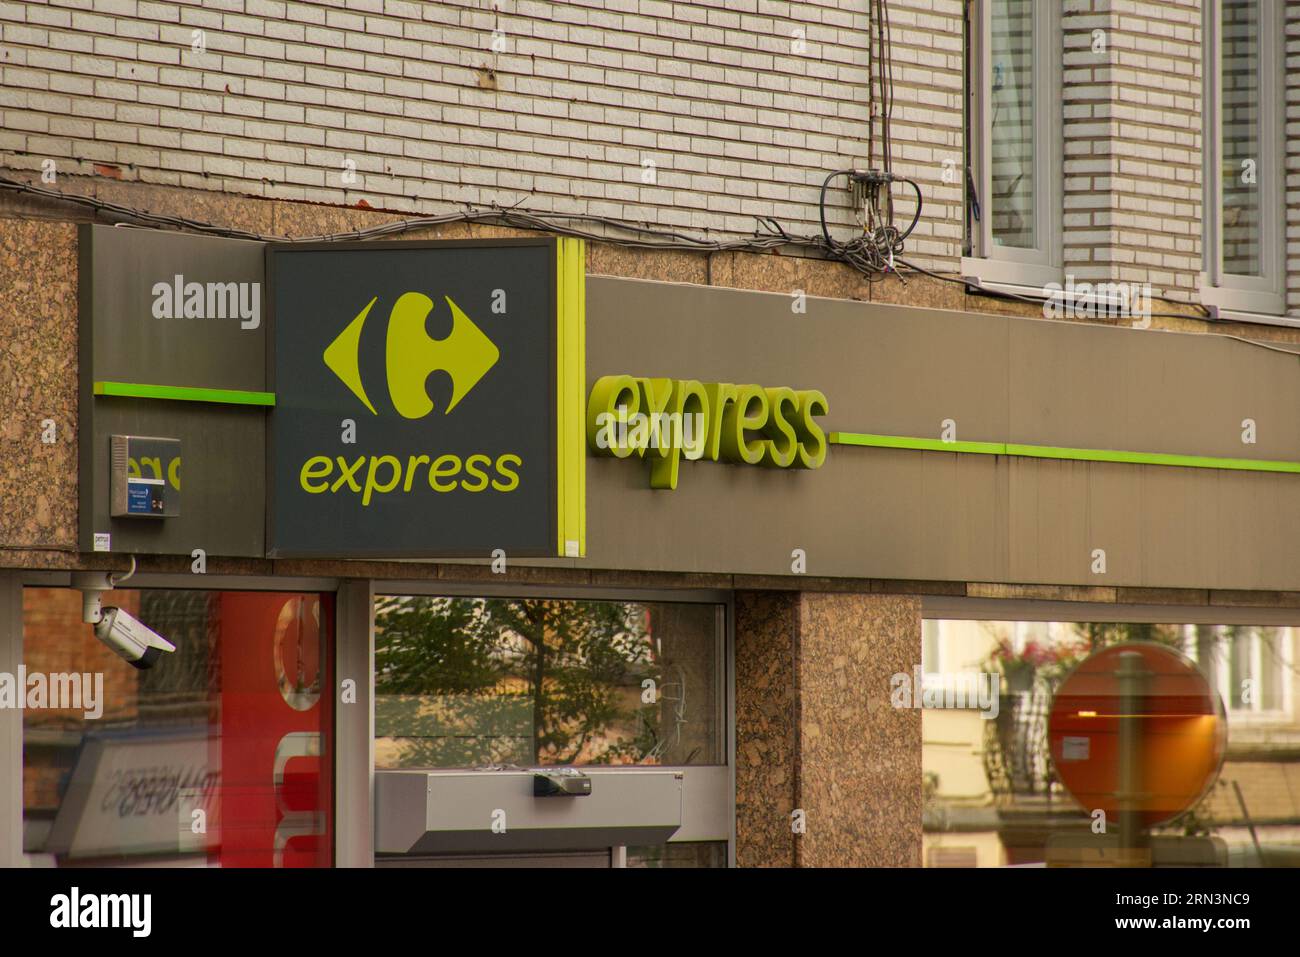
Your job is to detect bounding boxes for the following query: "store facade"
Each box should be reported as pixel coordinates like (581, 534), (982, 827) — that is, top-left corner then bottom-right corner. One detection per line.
(1, 220), (1298, 868)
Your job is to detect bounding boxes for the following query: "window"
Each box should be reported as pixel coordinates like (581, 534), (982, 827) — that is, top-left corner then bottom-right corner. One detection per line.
(923, 613), (1300, 867)
(22, 588), (334, 867)
(1190, 625), (1293, 723)
(922, 618), (942, 674)
(922, 619), (1011, 701)
(625, 841), (728, 868)
(927, 845), (979, 868)
(1201, 0), (1288, 322)
(963, 0), (1063, 289)
(374, 595), (725, 768)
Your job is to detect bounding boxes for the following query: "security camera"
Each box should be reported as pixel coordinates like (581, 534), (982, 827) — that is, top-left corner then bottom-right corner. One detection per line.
(94, 606), (176, 670)
(71, 561), (175, 670)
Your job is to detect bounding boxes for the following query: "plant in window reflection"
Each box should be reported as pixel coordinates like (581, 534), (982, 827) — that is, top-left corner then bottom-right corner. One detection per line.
(1044, 624), (1186, 688)
(374, 597), (666, 767)
(979, 626), (1088, 695)
(986, 634), (1057, 693)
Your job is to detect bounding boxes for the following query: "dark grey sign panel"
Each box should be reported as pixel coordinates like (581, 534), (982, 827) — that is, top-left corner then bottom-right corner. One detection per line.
(78, 225), (268, 557)
(79, 224), (266, 391)
(267, 240), (557, 557)
(82, 401), (265, 557)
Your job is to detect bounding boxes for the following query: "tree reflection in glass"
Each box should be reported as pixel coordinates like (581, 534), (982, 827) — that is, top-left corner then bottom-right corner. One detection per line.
(374, 597), (720, 769)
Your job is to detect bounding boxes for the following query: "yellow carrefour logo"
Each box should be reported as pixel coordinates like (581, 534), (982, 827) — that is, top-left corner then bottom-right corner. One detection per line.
(322, 292), (500, 417)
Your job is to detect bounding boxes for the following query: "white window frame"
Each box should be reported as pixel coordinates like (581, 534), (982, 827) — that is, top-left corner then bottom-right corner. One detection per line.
(1188, 624), (1294, 726)
(1200, 0), (1289, 324)
(1222, 626), (1293, 725)
(961, 0), (1063, 293)
(921, 618), (1040, 704)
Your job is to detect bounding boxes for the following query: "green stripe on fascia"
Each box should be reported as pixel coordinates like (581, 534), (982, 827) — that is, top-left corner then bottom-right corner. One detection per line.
(1004, 443), (1300, 473)
(93, 381), (276, 406)
(829, 432), (1007, 455)
(828, 432), (1300, 475)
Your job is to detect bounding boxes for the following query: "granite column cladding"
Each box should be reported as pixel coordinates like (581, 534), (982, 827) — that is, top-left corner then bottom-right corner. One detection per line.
(734, 590), (801, 867)
(734, 590), (923, 867)
(797, 592), (922, 866)
(0, 220), (79, 563)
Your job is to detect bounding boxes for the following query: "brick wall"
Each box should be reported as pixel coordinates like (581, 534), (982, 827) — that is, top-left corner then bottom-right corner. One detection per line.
(21, 587), (141, 729)
(865, 0), (964, 270)
(22, 587), (141, 813)
(1287, 3), (1300, 314)
(0, 1), (1296, 313)
(1062, 0), (1202, 303)
(0, 0), (884, 242)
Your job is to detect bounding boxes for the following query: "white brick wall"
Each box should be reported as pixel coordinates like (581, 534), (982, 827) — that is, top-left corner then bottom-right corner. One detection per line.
(1062, 0), (1202, 304)
(1287, 3), (1300, 314)
(1, 0), (1296, 309)
(870, 0), (964, 270)
(0, 0), (895, 246)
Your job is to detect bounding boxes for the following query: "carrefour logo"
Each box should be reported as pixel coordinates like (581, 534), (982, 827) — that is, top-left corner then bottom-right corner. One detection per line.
(296, 290), (519, 504)
(323, 292), (500, 417)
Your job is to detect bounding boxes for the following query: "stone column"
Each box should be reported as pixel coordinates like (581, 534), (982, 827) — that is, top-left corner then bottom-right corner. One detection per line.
(734, 591), (801, 867)
(734, 590), (922, 867)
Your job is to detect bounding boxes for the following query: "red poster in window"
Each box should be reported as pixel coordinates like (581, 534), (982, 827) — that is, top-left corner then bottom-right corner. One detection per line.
(218, 593), (333, 867)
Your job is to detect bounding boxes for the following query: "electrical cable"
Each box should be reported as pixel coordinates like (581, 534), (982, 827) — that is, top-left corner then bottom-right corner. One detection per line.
(0, 173), (806, 252)
(109, 554), (136, 587)
(812, 1), (918, 281)
(881, 0), (896, 221)
(819, 0), (1217, 319)
(0, 171), (1225, 319)
(893, 255), (1224, 320)
(818, 168), (924, 280)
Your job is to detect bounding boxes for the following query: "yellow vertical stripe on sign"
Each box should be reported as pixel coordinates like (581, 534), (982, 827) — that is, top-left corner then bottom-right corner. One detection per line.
(556, 237), (587, 558)
(576, 237), (586, 556)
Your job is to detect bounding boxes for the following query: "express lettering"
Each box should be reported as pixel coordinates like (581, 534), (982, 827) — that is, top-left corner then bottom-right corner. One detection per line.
(586, 375), (828, 489)
(298, 452), (522, 504)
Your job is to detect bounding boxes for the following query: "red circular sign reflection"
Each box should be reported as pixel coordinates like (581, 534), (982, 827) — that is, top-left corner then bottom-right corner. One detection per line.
(1047, 642), (1226, 829)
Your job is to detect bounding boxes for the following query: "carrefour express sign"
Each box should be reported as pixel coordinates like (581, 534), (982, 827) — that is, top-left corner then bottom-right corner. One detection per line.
(267, 239), (585, 558)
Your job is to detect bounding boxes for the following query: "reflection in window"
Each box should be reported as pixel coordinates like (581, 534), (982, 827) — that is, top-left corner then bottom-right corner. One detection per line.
(922, 618), (1300, 867)
(625, 842), (727, 868)
(989, 0), (1035, 249)
(922, 618), (941, 673)
(374, 596), (723, 768)
(1203, 625), (1288, 716)
(1221, 0), (1261, 276)
(22, 588), (333, 867)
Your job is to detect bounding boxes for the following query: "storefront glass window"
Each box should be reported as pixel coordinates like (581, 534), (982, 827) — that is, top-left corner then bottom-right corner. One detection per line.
(374, 596), (724, 768)
(921, 618), (1299, 867)
(22, 588), (334, 867)
(625, 842), (727, 868)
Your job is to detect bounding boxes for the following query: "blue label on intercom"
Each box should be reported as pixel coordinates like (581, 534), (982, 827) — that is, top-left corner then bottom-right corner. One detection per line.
(127, 482), (157, 515)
